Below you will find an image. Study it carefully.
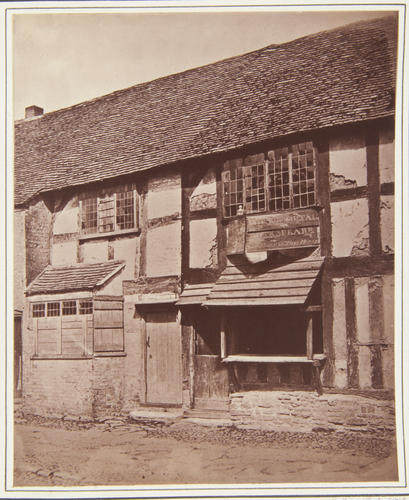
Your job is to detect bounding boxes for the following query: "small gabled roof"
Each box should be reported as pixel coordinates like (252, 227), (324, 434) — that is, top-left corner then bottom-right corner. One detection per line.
(26, 261), (125, 296)
(15, 15), (397, 206)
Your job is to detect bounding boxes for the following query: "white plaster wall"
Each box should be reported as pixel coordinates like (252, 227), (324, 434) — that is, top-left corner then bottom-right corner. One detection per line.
(96, 271), (124, 296)
(332, 278), (347, 388)
(190, 218), (217, 268)
(383, 274), (394, 344)
(146, 221), (181, 277)
(355, 278), (371, 390)
(355, 278), (370, 344)
(380, 195), (394, 254)
(382, 274), (395, 390)
(82, 240), (108, 263)
(379, 125), (395, 185)
(190, 168), (217, 212)
(147, 171), (181, 220)
(329, 133), (367, 187)
(358, 347), (372, 389)
(112, 237), (137, 280)
(51, 241), (77, 266)
(53, 199), (79, 235)
(331, 199), (369, 257)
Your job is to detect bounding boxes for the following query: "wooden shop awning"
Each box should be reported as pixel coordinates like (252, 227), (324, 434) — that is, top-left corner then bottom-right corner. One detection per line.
(205, 257), (324, 307)
(176, 283), (214, 306)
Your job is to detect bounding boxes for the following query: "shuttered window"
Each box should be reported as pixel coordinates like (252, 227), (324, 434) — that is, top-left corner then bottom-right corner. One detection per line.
(31, 298), (123, 357)
(93, 298), (124, 352)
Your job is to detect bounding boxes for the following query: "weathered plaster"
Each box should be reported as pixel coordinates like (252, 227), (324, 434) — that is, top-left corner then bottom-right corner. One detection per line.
(146, 221), (181, 277)
(382, 274), (394, 390)
(51, 241), (78, 266)
(379, 125), (395, 185)
(112, 237), (138, 280)
(53, 199), (79, 235)
(383, 274), (394, 344)
(190, 168), (217, 212)
(81, 240), (108, 263)
(358, 346), (372, 389)
(147, 171), (181, 220)
(95, 270), (124, 296)
(332, 278), (347, 388)
(380, 195), (394, 253)
(190, 218), (218, 268)
(355, 278), (370, 344)
(331, 199), (369, 257)
(329, 133), (367, 187)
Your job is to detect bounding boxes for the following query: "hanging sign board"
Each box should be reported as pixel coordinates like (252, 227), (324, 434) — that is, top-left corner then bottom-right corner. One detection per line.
(245, 209), (320, 252)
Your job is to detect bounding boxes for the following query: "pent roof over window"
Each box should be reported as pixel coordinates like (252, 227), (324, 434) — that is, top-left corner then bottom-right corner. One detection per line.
(26, 261), (125, 296)
(15, 15), (397, 206)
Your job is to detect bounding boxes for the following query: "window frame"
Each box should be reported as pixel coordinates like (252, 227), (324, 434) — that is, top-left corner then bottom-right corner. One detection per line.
(30, 298), (123, 358)
(222, 142), (317, 218)
(79, 184), (139, 236)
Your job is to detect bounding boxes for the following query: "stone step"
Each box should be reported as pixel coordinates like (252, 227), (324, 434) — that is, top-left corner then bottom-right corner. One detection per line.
(129, 408), (183, 424)
(183, 408), (231, 420)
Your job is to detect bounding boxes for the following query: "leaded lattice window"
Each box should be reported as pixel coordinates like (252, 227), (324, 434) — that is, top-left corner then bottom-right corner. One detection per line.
(80, 185), (137, 235)
(222, 142), (316, 217)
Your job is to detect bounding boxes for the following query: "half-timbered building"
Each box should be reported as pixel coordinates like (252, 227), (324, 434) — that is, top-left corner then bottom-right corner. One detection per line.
(14, 15), (397, 432)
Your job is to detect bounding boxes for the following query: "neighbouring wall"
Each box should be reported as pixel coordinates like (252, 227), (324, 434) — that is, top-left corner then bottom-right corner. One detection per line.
(25, 197), (52, 284)
(14, 209), (26, 311)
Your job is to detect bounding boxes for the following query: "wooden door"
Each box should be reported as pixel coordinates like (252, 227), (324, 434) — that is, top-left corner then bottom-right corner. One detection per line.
(146, 310), (182, 405)
(193, 355), (229, 410)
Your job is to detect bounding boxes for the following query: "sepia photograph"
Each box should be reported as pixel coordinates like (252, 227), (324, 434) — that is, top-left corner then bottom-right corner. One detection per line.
(3, 1), (408, 498)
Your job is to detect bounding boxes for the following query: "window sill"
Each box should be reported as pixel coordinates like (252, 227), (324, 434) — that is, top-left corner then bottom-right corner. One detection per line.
(31, 352), (126, 360)
(221, 354), (326, 363)
(31, 355), (93, 360)
(79, 228), (140, 242)
(93, 351), (126, 357)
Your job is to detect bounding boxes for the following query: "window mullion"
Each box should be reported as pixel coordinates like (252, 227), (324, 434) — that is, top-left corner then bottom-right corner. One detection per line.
(113, 192), (117, 231)
(288, 151), (294, 209)
(263, 160), (268, 213)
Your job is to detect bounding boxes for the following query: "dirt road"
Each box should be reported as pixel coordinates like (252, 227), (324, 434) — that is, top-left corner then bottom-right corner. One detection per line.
(14, 418), (398, 486)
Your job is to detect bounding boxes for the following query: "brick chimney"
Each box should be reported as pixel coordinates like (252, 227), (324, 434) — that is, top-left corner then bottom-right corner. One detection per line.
(25, 105), (44, 119)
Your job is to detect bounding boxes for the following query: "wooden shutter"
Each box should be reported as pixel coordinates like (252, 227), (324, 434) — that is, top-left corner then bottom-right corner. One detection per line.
(93, 297), (124, 352)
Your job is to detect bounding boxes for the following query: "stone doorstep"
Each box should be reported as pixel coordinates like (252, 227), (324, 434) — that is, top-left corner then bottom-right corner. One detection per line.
(129, 408), (184, 424)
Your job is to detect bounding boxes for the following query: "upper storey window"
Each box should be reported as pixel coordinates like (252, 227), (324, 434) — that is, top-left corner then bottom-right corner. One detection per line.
(222, 142), (316, 217)
(80, 184), (138, 235)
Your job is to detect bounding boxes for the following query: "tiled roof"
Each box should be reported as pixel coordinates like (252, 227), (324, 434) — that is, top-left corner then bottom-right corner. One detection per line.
(15, 15), (397, 206)
(206, 257), (324, 306)
(26, 261), (125, 295)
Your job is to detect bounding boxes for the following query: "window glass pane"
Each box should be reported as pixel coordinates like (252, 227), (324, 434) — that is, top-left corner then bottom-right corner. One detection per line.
(243, 164), (266, 214)
(47, 302), (60, 317)
(116, 189), (135, 229)
(32, 303), (45, 317)
(222, 170), (244, 217)
(98, 195), (115, 233)
(81, 197), (97, 234)
(62, 301), (77, 315)
(79, 299), (93, 315)
(291, 142), (316, 208)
